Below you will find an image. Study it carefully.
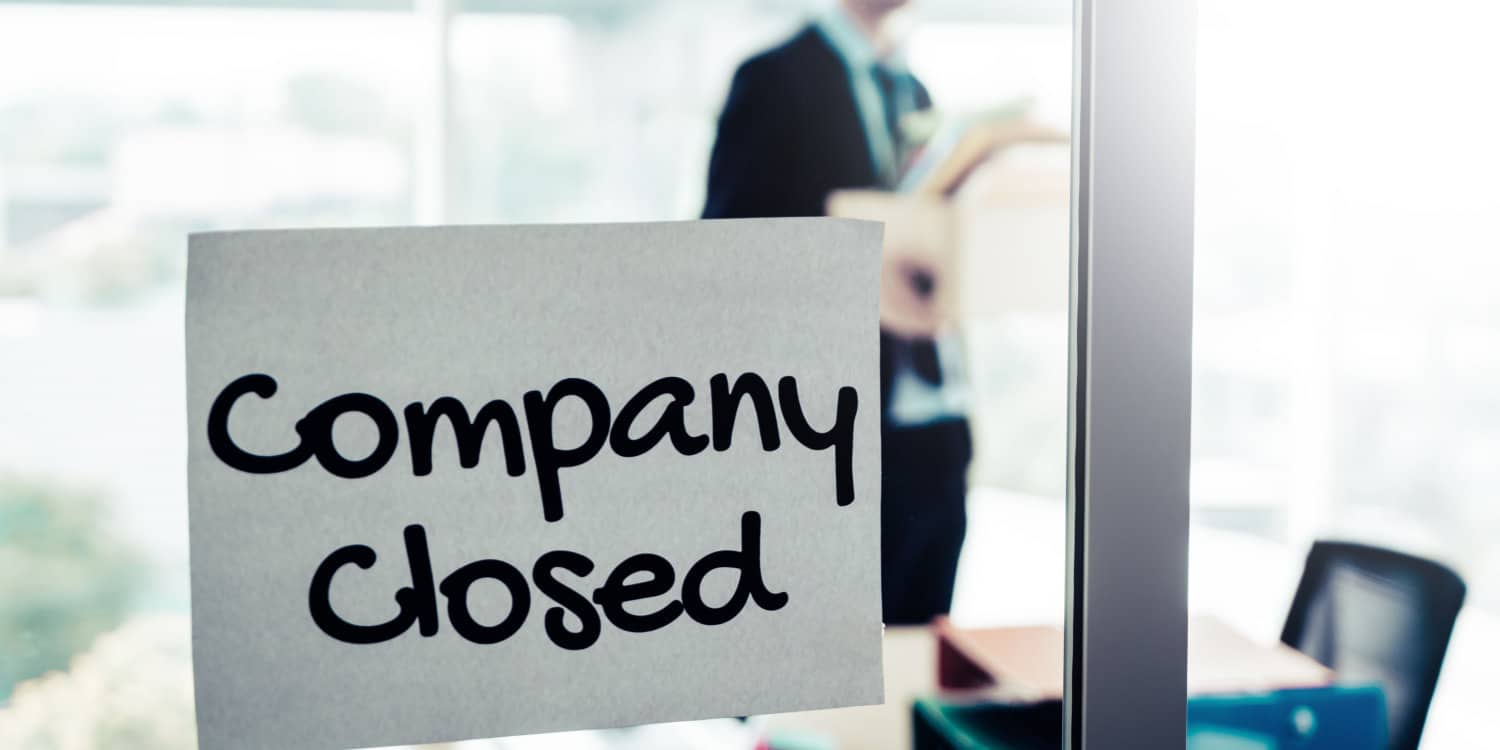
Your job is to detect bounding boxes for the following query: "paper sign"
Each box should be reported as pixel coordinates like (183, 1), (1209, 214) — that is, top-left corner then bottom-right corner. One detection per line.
(185, 219), (884, 749)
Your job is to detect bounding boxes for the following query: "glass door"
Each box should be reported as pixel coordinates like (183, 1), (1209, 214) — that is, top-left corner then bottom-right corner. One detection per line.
(0, 0), (1202, 747)
(1185, 1), (1499, 748)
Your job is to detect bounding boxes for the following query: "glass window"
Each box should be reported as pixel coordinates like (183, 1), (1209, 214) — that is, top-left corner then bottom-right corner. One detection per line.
(1, 5), (418, 745)
(1190, 0), (1500, 745)
(2, 2), (1074, 747)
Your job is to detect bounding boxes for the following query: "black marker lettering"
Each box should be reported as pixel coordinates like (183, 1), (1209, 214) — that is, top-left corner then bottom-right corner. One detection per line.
(523, 378), (610, 523)
(709, 373), (781, 452)
(296, 393), (400, 479)
(777, 377), (858, 506)
(533, 550), (601, 650)
(681, 511), (788, 625)
(439, 558), (531, 645)
(404, 397), (527, 477)
(207, 373), (313, 473)
(591, 553), (684, 633)
(609, 376), (709, 458)
(308, 524), (438, 644)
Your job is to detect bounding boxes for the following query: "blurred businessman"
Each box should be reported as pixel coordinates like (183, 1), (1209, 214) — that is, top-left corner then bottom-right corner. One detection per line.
(704, 0), (971, 625)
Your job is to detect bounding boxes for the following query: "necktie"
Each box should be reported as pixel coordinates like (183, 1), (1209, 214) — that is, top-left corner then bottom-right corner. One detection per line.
(872, 63), (913, 184)
(873, 63), (944, 385)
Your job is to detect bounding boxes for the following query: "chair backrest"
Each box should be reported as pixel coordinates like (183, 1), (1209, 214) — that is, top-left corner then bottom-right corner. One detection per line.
(1281, 540), (1466, 750)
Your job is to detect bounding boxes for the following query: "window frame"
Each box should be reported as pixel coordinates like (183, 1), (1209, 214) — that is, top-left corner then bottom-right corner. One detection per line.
(1066, 0), (1197, 746)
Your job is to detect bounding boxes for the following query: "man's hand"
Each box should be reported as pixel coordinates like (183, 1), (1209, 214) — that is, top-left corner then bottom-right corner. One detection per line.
(881, 253), (949, 339)
(827, 189), (957, 341)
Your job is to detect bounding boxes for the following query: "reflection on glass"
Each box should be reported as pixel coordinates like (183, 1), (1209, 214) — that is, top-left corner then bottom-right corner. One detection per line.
(1, 1), (1075, 747)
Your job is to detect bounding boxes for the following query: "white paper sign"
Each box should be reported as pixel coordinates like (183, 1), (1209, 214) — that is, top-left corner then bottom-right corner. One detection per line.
(185, 219), (884, 750)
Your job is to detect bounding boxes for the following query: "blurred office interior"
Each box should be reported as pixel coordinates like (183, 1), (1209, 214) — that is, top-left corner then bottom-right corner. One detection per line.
(2, 0), (1499, 748)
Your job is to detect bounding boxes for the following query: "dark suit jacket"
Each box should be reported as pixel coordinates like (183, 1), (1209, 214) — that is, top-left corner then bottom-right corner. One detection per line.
(706, 26), (972, 625)
(702, 25), (930, 219)
(702, 26), (942, 416)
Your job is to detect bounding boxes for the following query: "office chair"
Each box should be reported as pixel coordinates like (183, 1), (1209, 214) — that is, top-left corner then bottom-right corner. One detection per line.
(1281, 541), (1466, 750)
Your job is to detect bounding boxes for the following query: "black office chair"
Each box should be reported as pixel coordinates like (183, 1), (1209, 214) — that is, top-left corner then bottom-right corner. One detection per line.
(1281, 541), (1466, 750)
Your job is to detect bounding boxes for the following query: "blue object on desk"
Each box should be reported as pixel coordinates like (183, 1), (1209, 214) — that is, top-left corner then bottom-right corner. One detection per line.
(912, 685), (1386, 750)
(1188, 685), (1386, 750)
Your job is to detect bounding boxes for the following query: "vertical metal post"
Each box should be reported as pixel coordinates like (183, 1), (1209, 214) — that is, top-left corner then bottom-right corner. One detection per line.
(1065, 0), (1196, 747)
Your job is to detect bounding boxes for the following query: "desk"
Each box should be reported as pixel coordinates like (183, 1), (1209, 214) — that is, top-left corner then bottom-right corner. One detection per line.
(755, 489), (1367, 750)
(945, 489), (1500, 749)
(912, 686), (1386, 750)
(758, 621), (1381, 750)
(484, 488), (1493, 749)
(933, 615), (1331, 698)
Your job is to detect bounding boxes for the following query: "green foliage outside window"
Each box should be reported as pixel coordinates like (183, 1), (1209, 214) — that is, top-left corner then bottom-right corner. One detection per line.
(0, 474), (147, 697)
